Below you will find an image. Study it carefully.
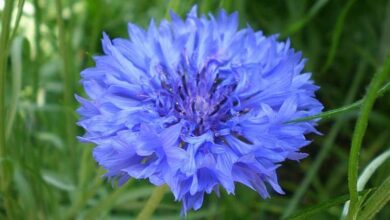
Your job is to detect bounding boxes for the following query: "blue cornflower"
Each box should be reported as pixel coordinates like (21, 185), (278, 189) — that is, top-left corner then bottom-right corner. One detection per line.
(77, 6), (323, 213)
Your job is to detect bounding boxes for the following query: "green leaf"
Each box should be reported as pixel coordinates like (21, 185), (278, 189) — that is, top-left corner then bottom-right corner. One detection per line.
(322, 0), (357, 72)
(35, 132), (65, 150)
(41, 170), (75, 191)
(14, 167), (35, 216)
(358, 176), (390, 220)
(10, 0), (25, 40)
(282, 61), (367, 218)
(284, 191), (371, 220)
(288, 100), (361, 123)
(288, 79), (390, 124)
(347, 56), (390, 219)
(136, 185), (169, 220)
(115, 186), (155, 205)
(83, 180), (133, 220)
(284, 194), (351, 220)
(283, 0), (330, 37)
(341, 149), (390, 218)
(6, 36), (24, 140)
(357, 150), (390, 191)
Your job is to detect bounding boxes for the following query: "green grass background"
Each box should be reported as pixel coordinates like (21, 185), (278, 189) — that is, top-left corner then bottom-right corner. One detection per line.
(0, 0), (389, 219)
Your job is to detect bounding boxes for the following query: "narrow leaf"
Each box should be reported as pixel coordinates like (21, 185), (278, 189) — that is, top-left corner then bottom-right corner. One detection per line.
(358, 176), (390, 220)
(285, 191), (370, 220)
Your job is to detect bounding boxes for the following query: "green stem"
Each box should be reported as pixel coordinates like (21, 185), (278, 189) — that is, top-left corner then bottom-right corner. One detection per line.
(5, 0), (24, 141)
(136, 185), (168, 220)
(357, 176), (390, 220)
(64, 171), (103, 220)
(282, 61), (367, 218)
(10, 0), (25, 41)
(55, 0), (77, 174)
(84, 180), (132, 219)
(6, 37), (23, 140)
(347, 57), (390, 219)
(0, 0), (15, 218)
(32, 0), (41, 94)
(289, 80), (390, 123)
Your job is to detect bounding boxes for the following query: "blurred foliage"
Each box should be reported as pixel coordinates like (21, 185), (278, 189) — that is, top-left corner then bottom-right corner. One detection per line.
(0, 0), (389, 219)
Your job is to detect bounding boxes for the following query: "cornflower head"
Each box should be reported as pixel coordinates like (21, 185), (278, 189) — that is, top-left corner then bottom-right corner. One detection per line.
(77, 6), (323, 213)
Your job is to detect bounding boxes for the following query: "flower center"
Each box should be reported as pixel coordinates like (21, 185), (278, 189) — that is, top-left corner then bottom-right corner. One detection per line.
(155, 64), (238, 135)
(193, 95), (211, 117)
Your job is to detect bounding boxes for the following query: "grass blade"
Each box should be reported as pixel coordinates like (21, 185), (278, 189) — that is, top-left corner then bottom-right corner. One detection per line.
(10, 0), (25, 41)
(347, 57), (390, 219)
(283, 0), (330, 37)
(341, 149), (390, 218)
(285, 191), (370, 220)
(358, 176), (390, 220)
(55, 0), (77, 177)
(0, 0), (16, 218)
(322, 0), (357, 72)
(285, 194), (350, 220)
(6, 36), (24, 139)
(84, 180), (133, 220)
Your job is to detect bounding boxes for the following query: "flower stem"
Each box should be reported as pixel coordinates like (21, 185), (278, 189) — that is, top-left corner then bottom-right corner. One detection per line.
(0, 0), (15, 218)
(347, 56), (390, 219)
(136, 185), (168, 220)
(282, 61), (367, 218)
(288, 80), (390, 123)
